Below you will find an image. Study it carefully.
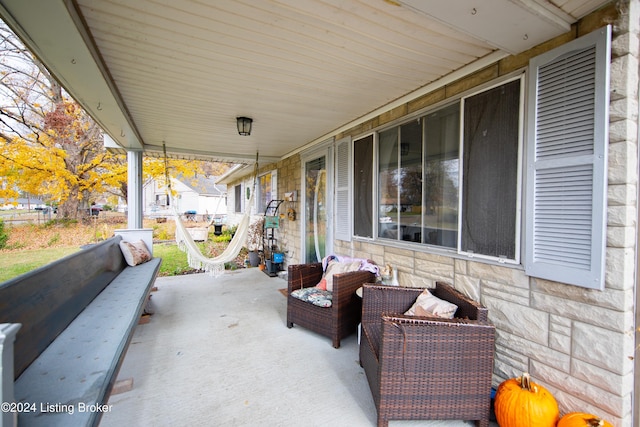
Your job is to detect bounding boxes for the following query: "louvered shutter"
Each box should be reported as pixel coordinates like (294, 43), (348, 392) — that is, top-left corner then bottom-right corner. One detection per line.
(334, 137), (352, 241)
(525, 26), (610, 290)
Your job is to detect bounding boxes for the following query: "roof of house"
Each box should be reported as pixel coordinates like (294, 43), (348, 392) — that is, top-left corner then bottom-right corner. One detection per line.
(174, 176), (227, 197)
(0, 197), (45, 205)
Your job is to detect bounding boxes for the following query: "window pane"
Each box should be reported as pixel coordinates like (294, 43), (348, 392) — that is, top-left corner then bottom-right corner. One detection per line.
(378, 128), (398, 239)
(399, 121), (422, 242)
(423, 103), (459, 248)
(234, 185), (242, 213)
(258, 172), (272, 213)
(462, 80), (520, 259)
(354, 135), (373, 238)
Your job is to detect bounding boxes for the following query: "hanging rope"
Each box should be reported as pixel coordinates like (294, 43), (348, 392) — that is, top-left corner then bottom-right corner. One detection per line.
(166, 147), (260, 276)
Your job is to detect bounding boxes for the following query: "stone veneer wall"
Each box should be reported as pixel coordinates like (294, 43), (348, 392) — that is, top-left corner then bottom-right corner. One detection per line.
(332, 2), (638, 425)
(228, 155), (302, 268)
(228, 2), (637, 424)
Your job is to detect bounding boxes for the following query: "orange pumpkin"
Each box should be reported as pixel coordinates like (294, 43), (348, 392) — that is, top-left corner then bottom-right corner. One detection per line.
(494, 372), (559, 427)
(558, 412), (613, 427)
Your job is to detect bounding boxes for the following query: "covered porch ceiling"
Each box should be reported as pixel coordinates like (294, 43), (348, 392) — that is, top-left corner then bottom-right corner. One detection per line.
(0, 0), (609, 165)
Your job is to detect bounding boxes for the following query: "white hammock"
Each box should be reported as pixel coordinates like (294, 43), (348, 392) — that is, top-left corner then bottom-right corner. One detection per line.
(174, 188), (255, 277)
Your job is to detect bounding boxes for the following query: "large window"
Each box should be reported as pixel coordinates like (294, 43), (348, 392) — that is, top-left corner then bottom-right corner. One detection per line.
(365, 78), (522, 262)
(353, 135), (373, 238)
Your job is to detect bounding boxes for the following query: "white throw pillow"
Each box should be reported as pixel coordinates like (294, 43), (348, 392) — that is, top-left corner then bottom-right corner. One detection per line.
(404, 289), (458, 319)
(316, 260), (362, 291)
(119, 239), (152, 266)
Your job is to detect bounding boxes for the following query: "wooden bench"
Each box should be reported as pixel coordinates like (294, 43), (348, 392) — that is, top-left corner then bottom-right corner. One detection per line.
(0, 235), (161, 427)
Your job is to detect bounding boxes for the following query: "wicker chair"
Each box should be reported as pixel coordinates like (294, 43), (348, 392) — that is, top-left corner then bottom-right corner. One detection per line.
(359, 282), (496, 427)
(286, 262), (375, 348)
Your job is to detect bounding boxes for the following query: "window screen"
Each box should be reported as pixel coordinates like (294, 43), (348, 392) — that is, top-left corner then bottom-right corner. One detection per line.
(461, 79), (520, 259)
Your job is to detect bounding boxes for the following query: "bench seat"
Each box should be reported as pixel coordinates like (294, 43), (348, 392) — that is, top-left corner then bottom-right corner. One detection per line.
(13, 257), (160, 426)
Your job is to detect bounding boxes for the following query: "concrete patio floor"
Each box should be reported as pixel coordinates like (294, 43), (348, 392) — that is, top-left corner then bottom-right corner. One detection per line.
(99, 269), (497, 427)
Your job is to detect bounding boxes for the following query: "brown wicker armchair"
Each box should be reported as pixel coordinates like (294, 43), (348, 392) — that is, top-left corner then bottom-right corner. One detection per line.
(287, 262), (375, 348)
(359, 282), (496, 427)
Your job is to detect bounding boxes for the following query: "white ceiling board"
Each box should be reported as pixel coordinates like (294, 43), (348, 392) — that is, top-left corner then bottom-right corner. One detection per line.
(397, 0), (571, 53)
(0, 0), (611, 164)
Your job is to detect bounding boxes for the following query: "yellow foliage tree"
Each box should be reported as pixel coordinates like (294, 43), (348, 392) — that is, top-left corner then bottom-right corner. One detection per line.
(0, 23), (229, 217)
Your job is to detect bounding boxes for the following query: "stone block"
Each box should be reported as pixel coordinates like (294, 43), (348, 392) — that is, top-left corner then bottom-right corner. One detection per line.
(383, 250), (414, 270)
(609, 121), (638, 147)
(468, 261), (529, 288)
(572, 322), (630, 374)
(572, 358), (633, 396)
(497, 332), (570, 372)
(610, 96), (638, 122)
(607, 225), (636, 248)
(610, 54), (639, 101)
(532, 360), (623, 418)
(605, 247), (635, 290)
(414, 251), (454, 265)
(550, 314), (572, 328)
(399, 272), (433, 288)
(484, 295), (548, 345)
(534, 279), (632, 310)
(482, 280), (530, 306)
(493, 357), (527, 384)
(608, 183), (636, 206)
(532, 291), (628, 331)
(612, 31), (640, 60)
(607, 205), (636, 227)
(608, 140), (638, 187)
(414, 258), (454, 280)
(454, 274), (480, 301)
(378, 104), (407, 125)
(454, 259), (467, 275)
(549, 331), (571, 353)
(445, 64), (499, 97)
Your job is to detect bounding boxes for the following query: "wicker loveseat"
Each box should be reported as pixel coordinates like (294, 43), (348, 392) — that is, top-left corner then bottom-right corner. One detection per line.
(359, 282), (496, 427)
(286, 262), (375, 348)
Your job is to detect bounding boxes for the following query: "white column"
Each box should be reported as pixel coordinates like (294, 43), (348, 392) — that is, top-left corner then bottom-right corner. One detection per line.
(127, 150), (144, 229)
(1, 323), (21, 427)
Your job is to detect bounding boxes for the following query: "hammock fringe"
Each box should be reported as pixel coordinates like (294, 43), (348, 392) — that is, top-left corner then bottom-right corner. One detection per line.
(166, 149), (259, 277)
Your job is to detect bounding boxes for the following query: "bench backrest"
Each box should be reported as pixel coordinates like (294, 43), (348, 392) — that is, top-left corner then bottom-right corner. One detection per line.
(0, 236), (127, 378)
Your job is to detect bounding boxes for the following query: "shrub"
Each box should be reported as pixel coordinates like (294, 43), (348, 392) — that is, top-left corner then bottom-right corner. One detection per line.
(0, 219), (8, 249)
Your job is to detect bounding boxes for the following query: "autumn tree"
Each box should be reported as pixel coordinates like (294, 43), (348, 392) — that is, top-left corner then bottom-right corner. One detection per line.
(0, 22), (122, 218)
(0, 22), (229, 217)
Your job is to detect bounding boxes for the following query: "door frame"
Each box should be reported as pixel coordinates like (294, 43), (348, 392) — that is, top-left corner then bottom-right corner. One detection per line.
(300, 140), (334, 264)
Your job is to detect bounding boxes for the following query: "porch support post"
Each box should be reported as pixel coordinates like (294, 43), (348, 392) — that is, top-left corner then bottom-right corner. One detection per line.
(127, 150), (143, 229)
(1, 323), (21, 427)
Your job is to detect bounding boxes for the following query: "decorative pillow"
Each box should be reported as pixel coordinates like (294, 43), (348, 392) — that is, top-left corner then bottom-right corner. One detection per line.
(291, 287), (333, 307)
(316, 260), (362, 291)
(119, 239), (152, 266)
(404, 289), (458, 319)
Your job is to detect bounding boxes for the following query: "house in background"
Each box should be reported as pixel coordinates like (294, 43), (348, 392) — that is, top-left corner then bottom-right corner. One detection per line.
(0, 197), (46, 210)
(142, 176), (227, 220)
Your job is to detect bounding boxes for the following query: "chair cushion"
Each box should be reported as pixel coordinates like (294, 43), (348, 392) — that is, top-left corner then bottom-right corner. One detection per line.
(315, 260), (362, 291)
(404, 288), (458, 319)
(291, 287), (333, 307)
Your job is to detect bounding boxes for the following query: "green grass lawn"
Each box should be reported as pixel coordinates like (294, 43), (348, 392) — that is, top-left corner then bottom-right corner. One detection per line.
(0, 242), (200, 283)
(152, 242), (196, 276)
(0, 247), (80, 282)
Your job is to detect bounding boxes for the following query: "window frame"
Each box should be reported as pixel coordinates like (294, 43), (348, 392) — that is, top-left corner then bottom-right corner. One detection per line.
(357, 75), (524, 264)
